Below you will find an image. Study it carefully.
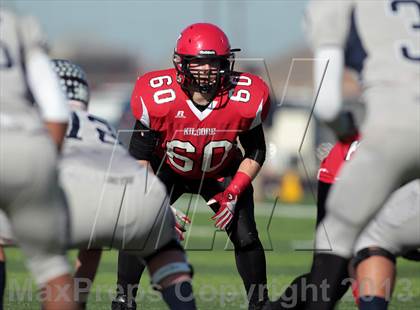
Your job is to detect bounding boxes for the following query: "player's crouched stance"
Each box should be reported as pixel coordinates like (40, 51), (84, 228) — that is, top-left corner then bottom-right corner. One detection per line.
(114, 23), (272, 310)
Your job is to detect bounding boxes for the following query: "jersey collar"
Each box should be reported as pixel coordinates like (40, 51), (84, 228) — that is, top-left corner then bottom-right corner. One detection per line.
(185, 99), (218, 121)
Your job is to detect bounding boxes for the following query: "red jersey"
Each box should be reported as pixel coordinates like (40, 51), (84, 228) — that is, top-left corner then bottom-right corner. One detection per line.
(317, 139), (360, 184)
(131, 68), (270, 179)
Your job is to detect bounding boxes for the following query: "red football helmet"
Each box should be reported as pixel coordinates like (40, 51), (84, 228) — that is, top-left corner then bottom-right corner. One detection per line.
(173, 23), (240, 99)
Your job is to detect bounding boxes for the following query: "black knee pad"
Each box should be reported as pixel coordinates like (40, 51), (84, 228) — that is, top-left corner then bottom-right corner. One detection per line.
(144, 239), (185, 263)
(402, 248), (420, 262)
(231, 231), (263, 251)
(352, 247), (396, 269)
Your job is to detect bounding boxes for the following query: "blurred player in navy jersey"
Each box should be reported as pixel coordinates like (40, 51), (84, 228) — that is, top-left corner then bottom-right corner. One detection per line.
(112, 23), (272, 310)
(304, 1), (420, 309)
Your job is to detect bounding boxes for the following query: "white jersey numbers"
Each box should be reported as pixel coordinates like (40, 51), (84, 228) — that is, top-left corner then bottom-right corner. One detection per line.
(150, 75), (176, 104)
(202, 140), (233, 172)
(166, 140), (195, 172)
(229, 75), (252, 103)
(149, 74), (256, 104)
(166, 139), (233, 173)
(150, 75), (172, 88)
(390, 0), (420, 62)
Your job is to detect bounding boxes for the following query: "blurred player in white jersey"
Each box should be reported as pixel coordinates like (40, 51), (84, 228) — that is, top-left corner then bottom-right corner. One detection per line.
(54, 59), (196, 309)
(1, 59), (196, 309)
(0, 60), (195, 309)
(304, 1), (420, 309)
(0, 8), (77, 310)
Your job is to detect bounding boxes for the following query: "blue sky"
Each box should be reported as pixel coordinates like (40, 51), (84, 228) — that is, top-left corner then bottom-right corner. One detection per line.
(10, 0), (308, 67)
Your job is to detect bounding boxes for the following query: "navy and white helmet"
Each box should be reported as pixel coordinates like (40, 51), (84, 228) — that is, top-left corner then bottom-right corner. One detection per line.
(52, 59), (90, 106)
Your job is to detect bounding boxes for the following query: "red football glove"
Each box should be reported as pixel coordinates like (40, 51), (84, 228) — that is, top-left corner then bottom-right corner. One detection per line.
(171, 206), (191, 241)
(175, 223), (186, 241)
(207, 172), (252, 230)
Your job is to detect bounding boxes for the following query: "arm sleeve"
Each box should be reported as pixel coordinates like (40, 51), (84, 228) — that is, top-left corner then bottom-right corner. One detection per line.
(313, 46), (344, 121)
(249, 95), (271, 130)
(26, 50), (69, 122)
(304, 1), (352, 122)
(238, 124), (266, 166)
(20, 15), (68, 122)
(316, 181), (332, 227)
(129, 120), (160, 161)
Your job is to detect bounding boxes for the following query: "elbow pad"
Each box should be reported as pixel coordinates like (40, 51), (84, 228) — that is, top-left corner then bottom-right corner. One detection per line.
(239, 124), (266, 166)
(129, 120), (160, 161)
(244, 148), (266, 166)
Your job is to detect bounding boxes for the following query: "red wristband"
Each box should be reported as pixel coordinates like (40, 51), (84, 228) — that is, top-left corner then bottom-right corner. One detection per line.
(227, 171), (252, 196)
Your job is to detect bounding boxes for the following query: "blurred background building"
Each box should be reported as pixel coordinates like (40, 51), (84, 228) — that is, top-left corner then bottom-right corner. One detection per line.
(8, 0), (364, 204)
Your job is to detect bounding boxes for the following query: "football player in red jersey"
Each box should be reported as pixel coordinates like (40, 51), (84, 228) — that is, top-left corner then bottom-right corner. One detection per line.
(112, 23), (272, 310)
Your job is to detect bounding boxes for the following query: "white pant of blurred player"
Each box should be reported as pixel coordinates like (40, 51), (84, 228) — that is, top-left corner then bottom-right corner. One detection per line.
(1, 159), (186, 305)
(1, 159), (178, 261)
(353, 180), (420, 258)
(317, 89), (420, 257)
(59, 162), (176, 256)
(0, 128), (70, 286)
(351, 180), (420, 303)
(314, 180), (420, 265)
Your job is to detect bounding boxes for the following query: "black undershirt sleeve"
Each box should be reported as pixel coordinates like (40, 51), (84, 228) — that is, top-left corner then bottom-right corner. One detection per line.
(238, 124), (266, 166)
(128, 120), (160, 161)
(316, 181), (332, 227)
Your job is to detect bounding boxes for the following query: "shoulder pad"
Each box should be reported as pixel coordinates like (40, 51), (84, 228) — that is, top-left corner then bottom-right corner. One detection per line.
(131, 68), (177, 128)
(229, 72), (270, 129)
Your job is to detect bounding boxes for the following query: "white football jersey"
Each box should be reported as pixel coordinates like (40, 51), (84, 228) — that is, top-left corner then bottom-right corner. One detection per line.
(306, 0), (419, 94)
(0, 9), (46, 115)
(61, 108), (139, 175)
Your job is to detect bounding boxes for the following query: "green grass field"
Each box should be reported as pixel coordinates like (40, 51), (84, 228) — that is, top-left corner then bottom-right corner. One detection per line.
(3, 200), (420, 309)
